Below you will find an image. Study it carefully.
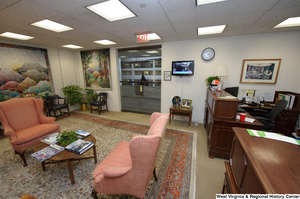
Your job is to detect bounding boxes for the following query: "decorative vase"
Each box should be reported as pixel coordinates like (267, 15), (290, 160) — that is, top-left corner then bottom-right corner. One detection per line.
(209, 84), (218, 90)
(80, 103), (89, 111)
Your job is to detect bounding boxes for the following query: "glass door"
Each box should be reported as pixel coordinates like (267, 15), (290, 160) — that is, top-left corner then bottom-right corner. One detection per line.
(118, 45), (161, 114)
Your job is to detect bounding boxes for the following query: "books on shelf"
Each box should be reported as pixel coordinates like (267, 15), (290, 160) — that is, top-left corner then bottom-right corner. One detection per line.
(65, 139), (94, 154)
(75, 130), (91, 138)
(278, 93), (296, 109)
(40, 132), (60, 145)
(31, 144), (64, 162)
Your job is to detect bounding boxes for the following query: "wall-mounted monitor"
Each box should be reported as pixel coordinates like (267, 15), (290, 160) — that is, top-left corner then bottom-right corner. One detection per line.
(172, 60), (194, 76)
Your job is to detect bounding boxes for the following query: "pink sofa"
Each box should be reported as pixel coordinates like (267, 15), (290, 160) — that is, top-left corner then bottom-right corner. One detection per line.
(0, 97), (61, 166)
(92, 112), (169, 199)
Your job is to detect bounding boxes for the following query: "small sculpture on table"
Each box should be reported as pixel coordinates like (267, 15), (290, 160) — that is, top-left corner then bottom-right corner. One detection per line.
(172, 96), (181, 108)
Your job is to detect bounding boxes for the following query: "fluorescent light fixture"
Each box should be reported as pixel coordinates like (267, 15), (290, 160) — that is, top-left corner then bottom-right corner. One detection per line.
(62, 44), (83, 49)
(31, 19), (73, 32)
(142, 54), (150, 56)
(197, 0), (227, 5)
(145, 50), (159, 53)
(120, 56), (127, 58)
(147, 33), (161, 40)
(94, 40), (116, 45)
(87, 0), (136, 22)
(274, 17), (300, 28)
(0, 32), (34, 40)
(198, 25), (226, 35)
(127, 50), (138, 52)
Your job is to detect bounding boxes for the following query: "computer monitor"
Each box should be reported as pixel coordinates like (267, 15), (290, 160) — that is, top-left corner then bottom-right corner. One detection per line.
(224, 87), (239, 97)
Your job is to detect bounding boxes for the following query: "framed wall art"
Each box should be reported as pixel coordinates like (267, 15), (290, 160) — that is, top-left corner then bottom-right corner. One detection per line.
(181, 99), (192, 109)
(240, 59), (281, 84)
(0, 43), (54, 100)
(164, 71), (171, 81)
(80, 48), (112, 90)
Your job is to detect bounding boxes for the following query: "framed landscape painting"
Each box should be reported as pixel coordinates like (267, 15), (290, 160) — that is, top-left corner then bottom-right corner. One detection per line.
(80, 49), (112, 91)
(0, 43), (53, 101)
(240, 59), (281, 84)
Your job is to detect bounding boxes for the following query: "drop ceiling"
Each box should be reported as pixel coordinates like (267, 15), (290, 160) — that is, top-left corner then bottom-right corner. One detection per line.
(0, 0), (299, 51)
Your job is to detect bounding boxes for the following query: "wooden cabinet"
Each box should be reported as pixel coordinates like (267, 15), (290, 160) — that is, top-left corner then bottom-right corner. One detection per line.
(223, 127), (300, 194)
(204, 89), (263, 159)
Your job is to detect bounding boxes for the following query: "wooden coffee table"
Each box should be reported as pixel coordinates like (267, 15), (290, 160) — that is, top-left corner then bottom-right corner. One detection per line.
(34, 135), (97, 184)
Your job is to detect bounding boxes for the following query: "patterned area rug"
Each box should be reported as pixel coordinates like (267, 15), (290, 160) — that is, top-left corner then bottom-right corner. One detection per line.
(0, 113), (196, 199)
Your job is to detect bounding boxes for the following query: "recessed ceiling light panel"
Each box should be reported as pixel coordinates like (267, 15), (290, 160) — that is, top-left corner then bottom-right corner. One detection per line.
(274, 17), (300, 28)
(198, 25), (226, 35)
(94, 40), (117, 45)
(145, 50), (159, 53)
(197, 0), (227, 5)
(0, 32), (34, 40)
(62, 44), (83, 49)
(31, 19), (73, 32)
(87, 0), (136, 22)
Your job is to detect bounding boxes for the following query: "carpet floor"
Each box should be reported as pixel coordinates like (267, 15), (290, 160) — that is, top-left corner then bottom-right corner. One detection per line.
(0, 113), (196, 199)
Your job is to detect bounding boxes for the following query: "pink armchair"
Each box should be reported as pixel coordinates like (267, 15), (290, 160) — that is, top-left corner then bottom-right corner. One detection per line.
(0, 97), (61, 167)
(91, 112), (169, 199)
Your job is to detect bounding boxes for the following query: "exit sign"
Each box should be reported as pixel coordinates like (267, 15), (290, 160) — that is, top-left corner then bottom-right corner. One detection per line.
(137, 34), (149, 43)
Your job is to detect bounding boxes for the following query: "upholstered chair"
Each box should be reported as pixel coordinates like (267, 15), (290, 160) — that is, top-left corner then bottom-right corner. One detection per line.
(0, 97), (61, 166)
(92, 112), (169, 199)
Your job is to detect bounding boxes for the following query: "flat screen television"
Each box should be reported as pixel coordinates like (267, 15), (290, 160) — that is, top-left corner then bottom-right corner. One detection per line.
(172, 60), (194, 76)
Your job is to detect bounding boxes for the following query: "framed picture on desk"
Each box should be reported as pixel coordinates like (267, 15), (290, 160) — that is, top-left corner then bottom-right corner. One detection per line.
(181, 99), (192, 109)
(240, 59), (281, 84)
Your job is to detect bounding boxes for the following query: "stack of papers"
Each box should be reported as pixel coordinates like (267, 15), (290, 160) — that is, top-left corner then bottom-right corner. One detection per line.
(247, 129), (300, 145)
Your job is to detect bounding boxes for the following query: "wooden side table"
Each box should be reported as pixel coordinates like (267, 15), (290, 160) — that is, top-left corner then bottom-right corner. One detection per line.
(169, 105), (193, 126)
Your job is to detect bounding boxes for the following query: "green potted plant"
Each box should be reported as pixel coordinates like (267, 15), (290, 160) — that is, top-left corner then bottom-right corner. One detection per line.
(61, 85), (84, 106)
(56, 131), (78, 147)
(205, 76), (220, 90)
(85, 88), (98, 103)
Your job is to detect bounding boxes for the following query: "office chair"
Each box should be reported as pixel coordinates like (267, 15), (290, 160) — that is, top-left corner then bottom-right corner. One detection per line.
(254, 100), (288, 132)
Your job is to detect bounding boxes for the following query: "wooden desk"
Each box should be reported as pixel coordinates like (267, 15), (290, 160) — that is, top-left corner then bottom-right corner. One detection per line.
(223, 127), (300, 194)
(241, 103), (299, 136)
(169, 106), (193, 126)
(203, 89), (263, 159)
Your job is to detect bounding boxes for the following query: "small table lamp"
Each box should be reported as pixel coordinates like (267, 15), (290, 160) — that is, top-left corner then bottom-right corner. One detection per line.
(215, 66), (229, 91)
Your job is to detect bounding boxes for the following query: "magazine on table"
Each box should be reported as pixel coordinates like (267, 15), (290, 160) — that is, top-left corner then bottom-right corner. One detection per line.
(31, 144), (64, 162)
(65, 139), (94, 154)
(75, 130), (91, 137)
(40, 132), (60, 145)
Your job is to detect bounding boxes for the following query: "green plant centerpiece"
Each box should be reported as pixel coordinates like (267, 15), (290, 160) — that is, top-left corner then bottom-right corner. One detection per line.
(61, 85), (84, 106)
(56, 131), (78, 147)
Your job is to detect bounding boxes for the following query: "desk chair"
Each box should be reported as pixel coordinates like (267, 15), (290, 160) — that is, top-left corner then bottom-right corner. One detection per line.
(254, 100), (288, 132)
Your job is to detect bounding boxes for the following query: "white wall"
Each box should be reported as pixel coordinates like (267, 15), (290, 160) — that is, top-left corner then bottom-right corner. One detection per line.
(1, 30), (300, 122)
(161, 31), (300, 123)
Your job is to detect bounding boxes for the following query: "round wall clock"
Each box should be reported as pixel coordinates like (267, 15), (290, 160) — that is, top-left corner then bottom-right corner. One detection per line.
(202, 47), (215, 61)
